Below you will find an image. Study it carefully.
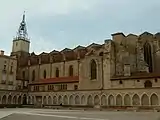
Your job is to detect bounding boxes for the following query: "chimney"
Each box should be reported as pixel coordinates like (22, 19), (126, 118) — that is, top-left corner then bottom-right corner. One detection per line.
(0, 50), (4, 55)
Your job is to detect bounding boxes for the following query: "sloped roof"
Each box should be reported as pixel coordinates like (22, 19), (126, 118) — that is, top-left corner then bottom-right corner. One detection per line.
(30, 52), (36, 56)
(139, 32), (153, 37)
(29, 76), (79, 85)
(50, 50), (59, 54)
(61, 48), (72, 52)
(155, 32), (160, 36)
(87, 43), (100, 48)
(39, 52), (48, 55)
(73, 45), (86, 50)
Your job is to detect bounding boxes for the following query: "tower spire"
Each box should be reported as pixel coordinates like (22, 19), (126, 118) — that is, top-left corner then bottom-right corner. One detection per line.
(11, 12), (30, 57)
(16, 11), (28, 40)
(22, 11), (25, 22)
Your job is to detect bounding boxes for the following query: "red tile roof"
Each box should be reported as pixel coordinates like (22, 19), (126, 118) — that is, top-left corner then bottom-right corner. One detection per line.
(29, 76), (79, 85)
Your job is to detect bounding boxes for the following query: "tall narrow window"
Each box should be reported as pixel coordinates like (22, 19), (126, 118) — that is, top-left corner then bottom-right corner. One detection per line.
(144, 42), (153, 72)
(90, 59), (97, 80)
(55, 67), (59, 77)
(69, 65), (73, 76)
(22, 71), (25, 79)
(3, 65), (6, 73)
(32, 70), (35, 81)
(74, 85), (78, 90)
(43, 70), (46, 79)
(10, 66), (13, 73)
(37, 58), (39, 64)
(3, 65), (6, 70)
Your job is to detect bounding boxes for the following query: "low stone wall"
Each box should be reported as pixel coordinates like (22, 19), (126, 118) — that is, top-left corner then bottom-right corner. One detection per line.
(41, 104), (160, 112)
(0, 104), (23, 108)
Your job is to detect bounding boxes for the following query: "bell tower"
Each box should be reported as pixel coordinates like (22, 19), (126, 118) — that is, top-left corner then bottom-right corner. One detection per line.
(11, 11), (30, 57)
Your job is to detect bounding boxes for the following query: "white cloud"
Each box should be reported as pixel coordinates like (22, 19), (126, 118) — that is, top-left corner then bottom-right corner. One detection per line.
(30, 36), (56, 54)
(0, 0), (100, 55)
(1, 0), (159, 55)
(0, 0), (99, 22)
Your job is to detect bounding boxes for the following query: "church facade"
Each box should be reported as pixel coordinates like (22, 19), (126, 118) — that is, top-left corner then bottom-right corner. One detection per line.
(1, 13), (160, 108)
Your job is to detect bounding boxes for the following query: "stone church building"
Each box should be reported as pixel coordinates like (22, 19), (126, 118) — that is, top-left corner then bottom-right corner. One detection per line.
(0, 13), (160, 108)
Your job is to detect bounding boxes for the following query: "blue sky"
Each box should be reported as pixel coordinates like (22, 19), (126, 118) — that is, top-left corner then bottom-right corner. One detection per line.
(0, 0), (160, 55)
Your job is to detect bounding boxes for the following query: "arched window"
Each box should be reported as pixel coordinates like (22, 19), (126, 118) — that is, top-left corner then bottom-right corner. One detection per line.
(99, 52), (103, 56)
(144, 80), (152, 88)
(144, 42), (153, 72)
(90, 59), (97, 80)
(32, 70), (35, 81)
(55, 67), (59, 77)
(43, 70), (46, 79)
(69, 65), (73, 76)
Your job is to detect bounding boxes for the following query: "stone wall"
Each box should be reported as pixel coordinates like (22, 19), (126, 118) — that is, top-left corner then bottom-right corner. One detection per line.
(27, 88), (160, 107)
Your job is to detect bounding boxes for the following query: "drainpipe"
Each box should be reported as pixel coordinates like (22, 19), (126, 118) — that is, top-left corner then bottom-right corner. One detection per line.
(38, 58), (40, 81)
(101, 56), (104, 90)
(63, 61), (65, 77)
(78, 59), (80, 76)
(50, 61), (52, 78)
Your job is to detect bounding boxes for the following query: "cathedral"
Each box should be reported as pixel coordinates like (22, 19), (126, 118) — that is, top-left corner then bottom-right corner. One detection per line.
(0, 13), (160, 109)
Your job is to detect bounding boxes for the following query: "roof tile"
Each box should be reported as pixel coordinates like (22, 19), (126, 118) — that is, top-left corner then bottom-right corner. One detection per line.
(29, 76), (79, 85)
